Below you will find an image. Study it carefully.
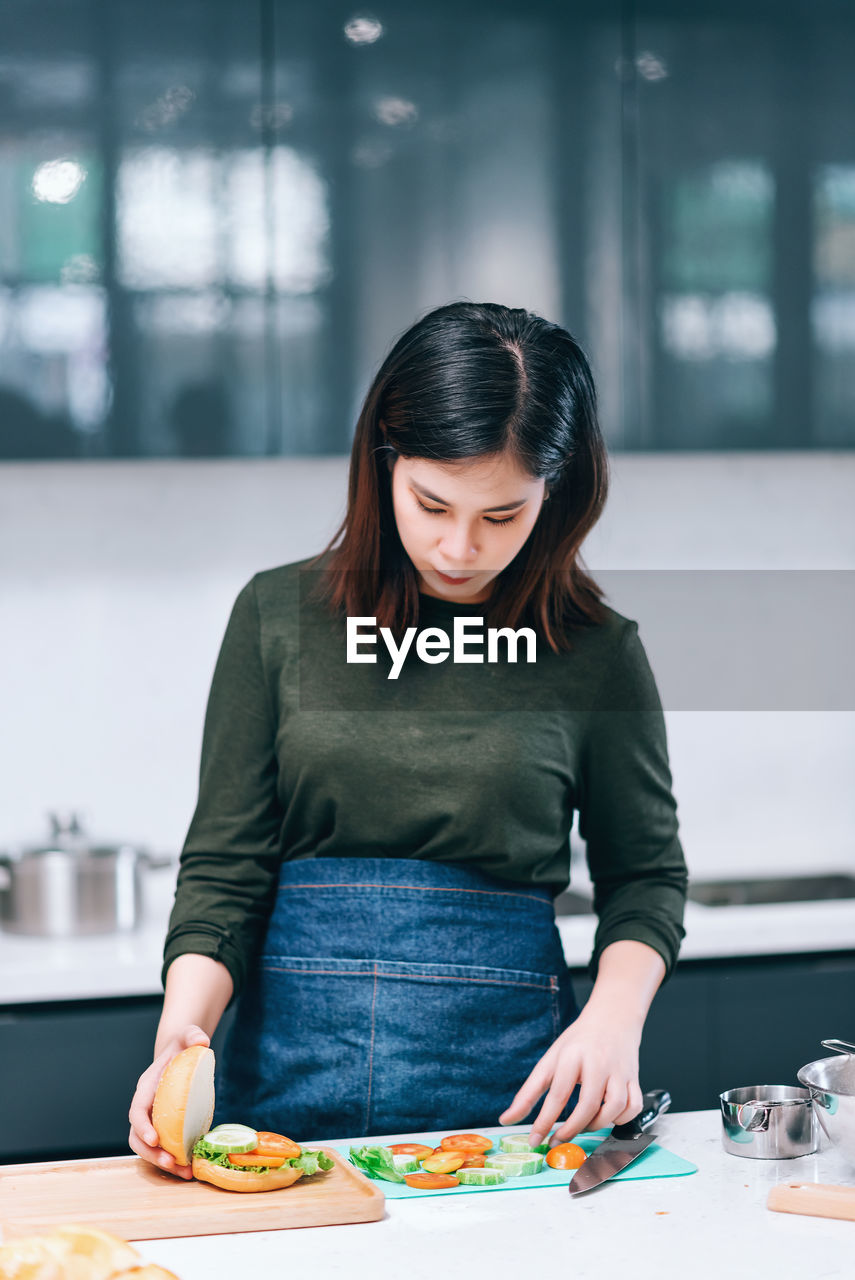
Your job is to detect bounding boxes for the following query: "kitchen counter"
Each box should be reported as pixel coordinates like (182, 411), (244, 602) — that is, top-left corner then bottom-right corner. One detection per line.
(125, 1110), (853, 1280)
(557, 895), (855, 965)
(1, 877), (855, 1004)
(0, 866), (177, 1004)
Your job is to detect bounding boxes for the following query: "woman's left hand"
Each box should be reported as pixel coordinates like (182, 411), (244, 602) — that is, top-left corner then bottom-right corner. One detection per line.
(498, 1006), (644, 1146)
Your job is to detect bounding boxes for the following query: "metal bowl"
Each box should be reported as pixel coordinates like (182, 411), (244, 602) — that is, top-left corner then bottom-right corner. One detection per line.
(797, 1053), (855, 1164)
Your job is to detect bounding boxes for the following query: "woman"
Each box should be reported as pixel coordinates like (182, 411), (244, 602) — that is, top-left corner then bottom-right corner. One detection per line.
(129, 301), (687, 1176)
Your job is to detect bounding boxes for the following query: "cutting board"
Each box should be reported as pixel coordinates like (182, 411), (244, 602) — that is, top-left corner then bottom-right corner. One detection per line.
(332, 1125), (698, 1197)
(0, 1148), (384, 1241)
(768, 1182), (855, 1222)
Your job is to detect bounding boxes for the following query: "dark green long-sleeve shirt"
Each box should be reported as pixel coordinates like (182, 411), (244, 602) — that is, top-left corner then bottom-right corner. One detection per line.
(163, 557), (687, 1000)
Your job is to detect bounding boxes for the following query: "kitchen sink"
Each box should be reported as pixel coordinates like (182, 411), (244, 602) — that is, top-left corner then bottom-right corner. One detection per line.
(687, 873), (855, 908)
(554, 874), (855, 915)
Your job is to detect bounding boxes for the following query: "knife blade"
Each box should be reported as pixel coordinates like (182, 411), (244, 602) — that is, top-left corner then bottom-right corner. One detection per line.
(568, 1088), (671, 1196)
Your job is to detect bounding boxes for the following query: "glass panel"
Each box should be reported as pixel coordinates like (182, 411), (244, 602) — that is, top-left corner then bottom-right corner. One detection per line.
(813, 164), (855, 445)
(655, 159), (776, 447)
(108, 0), (268, 457)
(271, 2), (612, 454)
(0, 0), (105, 458)
(635, 1), (855, 448)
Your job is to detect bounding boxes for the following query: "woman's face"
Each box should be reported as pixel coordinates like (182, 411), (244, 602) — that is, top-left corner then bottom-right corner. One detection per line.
(390, 452), (548, 604)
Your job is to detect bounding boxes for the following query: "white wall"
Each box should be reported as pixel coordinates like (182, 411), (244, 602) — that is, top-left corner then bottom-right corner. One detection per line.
(1, 453), (852, 878)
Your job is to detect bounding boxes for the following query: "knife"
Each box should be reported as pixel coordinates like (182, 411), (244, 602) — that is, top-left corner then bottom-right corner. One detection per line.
(568, 1088), (671, 1196)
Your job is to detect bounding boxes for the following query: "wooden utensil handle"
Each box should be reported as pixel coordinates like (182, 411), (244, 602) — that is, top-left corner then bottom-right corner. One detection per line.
(768, 1182), (855, 1222)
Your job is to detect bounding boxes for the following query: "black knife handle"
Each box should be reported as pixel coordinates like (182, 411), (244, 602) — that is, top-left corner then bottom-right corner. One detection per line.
(611, 1088), (672, 1141)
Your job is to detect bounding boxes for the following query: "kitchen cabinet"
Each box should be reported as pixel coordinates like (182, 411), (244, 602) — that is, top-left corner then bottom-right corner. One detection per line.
(6, 2), (853, 461)
(1, 951), (852, 1162)
(628, 950), (855, 1110)
(0, 999), (235, 1163)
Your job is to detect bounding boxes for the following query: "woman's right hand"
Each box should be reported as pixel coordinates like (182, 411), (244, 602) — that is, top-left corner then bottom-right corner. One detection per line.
(128, 1025), (211, 1178)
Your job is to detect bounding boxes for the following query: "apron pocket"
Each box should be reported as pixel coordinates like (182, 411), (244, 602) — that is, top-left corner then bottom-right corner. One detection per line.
(367, 958), (562, 1133)
(214, 955), (377, 1139)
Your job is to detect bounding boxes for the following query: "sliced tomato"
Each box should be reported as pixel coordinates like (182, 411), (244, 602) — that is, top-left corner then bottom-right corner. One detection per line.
(387, 1143), (434, 1159)
(404, 1172), (460, 1190)
(421, 1152), (465, 1174)
(227, 1152), (287, 1168)
(439, 1133), (492, 1153)
(459, 1154), (486, 1169)
(254, 1131), (301, 1159)
(545, 1142), (587, 1170)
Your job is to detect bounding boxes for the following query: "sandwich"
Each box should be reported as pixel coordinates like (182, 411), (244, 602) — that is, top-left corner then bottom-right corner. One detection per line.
(151, 1045), (333, 1193)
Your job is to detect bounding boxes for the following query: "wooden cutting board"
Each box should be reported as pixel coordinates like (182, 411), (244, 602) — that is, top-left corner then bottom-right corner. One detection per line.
(768, 1182), (855, 1222)
(0, 1149), (385, 1240)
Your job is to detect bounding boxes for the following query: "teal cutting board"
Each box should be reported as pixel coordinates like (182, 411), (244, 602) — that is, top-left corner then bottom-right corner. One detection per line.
(330, 1125), (697, 1198)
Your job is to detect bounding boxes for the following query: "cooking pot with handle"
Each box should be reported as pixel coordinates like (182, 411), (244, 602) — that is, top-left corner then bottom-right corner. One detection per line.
(798, 1040), (855, 1163)
(0, 811), (176, 936)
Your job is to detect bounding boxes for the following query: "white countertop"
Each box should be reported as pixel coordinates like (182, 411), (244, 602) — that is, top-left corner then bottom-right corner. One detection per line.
(557, 896), (855, 966)
(126, 1110), (853, 1280)
(1, 870), (854, 1005)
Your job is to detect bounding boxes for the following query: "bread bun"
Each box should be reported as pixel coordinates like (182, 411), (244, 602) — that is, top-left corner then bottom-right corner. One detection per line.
(0, 1227), (141, 1280)
(54, 1227), (140, 1280)
(190, 1156), (305, 1194)
(0, 1235), (67, 1280)
(152, 1045), (215, 1166)
(112, 1267), (181, 1280)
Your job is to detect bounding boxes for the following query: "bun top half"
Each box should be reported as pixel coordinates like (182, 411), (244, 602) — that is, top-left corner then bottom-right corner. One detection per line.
(152, 1045), (215, 1166)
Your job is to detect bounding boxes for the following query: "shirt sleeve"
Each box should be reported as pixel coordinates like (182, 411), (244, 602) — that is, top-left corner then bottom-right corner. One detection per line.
(577, 619), (688, 982)
(162, 576), (284, 1002)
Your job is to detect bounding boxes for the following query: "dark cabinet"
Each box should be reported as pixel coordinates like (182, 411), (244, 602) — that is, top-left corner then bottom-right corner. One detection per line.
(1, 951), (852, 1161)
(573, 950), (855, 1112)
(0, 998), (235, 1164)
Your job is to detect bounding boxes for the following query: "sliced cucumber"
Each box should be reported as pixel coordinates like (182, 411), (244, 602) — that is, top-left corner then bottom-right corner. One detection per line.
(485, 1151), (544, 1177)
(456, 1167), (507, 1186)
(500, 1136), (550, 1155)
(200, 1123), (259, 1154)
(391, 1154), (421, 1174)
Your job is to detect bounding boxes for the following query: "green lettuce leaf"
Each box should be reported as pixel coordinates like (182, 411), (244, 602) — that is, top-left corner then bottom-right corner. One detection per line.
(191, 1138), (333, 1177)
(348, 1145), (404, 1183)
(192, 1139), (242, 1167)
(295, 1149), (335, 1176)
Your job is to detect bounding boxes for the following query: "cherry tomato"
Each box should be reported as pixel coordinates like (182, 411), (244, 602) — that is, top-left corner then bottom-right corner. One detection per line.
(404, 1172), (460, 1189)
(439, 1133), (492, 1153)
(227, 1152), (287, 1168)
(254, 1131), (301, 1159)
(387, 1143), (434, 1159)
(545, 1143), (587, 1170)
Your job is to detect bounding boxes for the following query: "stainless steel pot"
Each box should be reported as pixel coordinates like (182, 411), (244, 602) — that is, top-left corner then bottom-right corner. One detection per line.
(719, 1085), (818, 1158)
(0, 812), (175, 936)
(798, 1041), (855, 1165)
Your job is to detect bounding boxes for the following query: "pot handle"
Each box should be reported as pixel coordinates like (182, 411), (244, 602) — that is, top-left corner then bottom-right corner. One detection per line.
(821, 1039), (855, 1056)
(737, 1101), (770, 1132)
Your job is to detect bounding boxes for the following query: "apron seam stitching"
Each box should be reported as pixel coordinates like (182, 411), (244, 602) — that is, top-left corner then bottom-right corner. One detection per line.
(365, 961), (379, 1135)
(276, 881), (553, 908)
(261, 964), (555, 990)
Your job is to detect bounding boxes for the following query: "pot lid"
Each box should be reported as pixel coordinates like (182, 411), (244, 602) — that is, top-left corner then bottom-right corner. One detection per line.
(3, 812), (144, 861)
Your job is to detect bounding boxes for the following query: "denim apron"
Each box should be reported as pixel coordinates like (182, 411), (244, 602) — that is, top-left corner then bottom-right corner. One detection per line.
(214, 856), (579, 1140)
